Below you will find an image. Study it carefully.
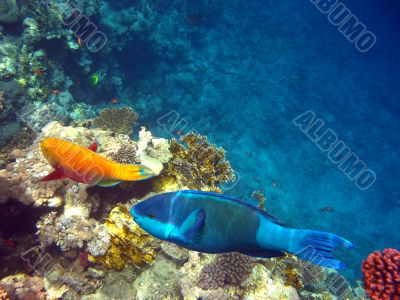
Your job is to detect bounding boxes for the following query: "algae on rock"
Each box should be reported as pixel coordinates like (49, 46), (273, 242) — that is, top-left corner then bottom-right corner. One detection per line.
(89, 205), (158, 271)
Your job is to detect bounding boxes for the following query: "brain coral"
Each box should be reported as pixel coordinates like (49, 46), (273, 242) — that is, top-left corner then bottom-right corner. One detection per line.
(93, 107), (139, 135)
(362, 248), (400, 300)
(198, 253), (255, 290)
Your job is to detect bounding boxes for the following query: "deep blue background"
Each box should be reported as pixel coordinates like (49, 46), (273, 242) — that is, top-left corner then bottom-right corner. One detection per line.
(121, 1), (400, 281)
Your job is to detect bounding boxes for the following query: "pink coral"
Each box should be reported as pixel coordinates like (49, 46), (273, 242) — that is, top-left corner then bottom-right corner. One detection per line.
(362, 248), (400, 300)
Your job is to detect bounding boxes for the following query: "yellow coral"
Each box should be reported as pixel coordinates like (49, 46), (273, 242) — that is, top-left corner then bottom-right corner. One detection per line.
(0, 285), (9, 300)
(252, 190), (266, 211)
(272, 254), (304, 291)
(283, 264), (304, 291)
(89, 205), (158, 270)
(155, 131), (235, 192)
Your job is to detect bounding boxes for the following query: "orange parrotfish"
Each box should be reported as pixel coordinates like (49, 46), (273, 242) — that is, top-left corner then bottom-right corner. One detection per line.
(40, 137), (155, 187)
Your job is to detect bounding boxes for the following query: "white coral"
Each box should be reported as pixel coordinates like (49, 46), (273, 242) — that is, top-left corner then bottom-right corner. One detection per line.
(137, 127), (172, 175)
(37, 212), (111, 255)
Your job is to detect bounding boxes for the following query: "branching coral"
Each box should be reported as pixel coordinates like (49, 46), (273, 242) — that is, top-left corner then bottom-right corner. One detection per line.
(269, 253), (350, 299)
(271, 255), (308, 292)
(270, 255), (303, 290)
(93, 107), (139, 135)
(2, 143), (66, 207)
(198, 253), (254, 290)
(159, 131), (235, 192)
(252, 190), (266, 210)
(107, 141), (138, 164)
(36, 210), (111, 254)
(89, 205), (159, 270)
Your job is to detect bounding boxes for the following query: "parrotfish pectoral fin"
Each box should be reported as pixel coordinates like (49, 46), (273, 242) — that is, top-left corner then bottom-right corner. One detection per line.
(290, 230), (355, 270)
(40, 166), (66, 181)
(88, 142), (98, 152)
(97, 180), (122, 187)
(170, 209), (205, 244)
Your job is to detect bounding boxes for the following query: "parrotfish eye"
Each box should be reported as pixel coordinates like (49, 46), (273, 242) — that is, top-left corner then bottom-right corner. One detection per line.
(146, 213), (156, 219)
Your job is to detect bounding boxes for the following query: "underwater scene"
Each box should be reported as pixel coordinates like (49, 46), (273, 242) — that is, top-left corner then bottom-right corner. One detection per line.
(0, 0), (399, 299)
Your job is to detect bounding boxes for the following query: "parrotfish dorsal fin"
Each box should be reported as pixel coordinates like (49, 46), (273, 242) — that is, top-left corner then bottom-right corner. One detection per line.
(170, 208), (205, 244)
(181, 190), (285, 226)
(40, 165), (66, 181)
(88, 142), (98, 152)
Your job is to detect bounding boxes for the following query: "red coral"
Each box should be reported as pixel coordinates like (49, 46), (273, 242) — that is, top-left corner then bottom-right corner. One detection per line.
(362, 248), (400, 300)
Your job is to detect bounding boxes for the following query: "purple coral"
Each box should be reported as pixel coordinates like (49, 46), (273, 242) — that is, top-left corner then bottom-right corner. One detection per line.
(198, 253), (254, 290)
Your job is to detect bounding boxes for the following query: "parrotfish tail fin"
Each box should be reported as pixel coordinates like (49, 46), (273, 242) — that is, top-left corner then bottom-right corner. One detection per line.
(131, 164), (157, 181)
(290, 230), (355, 270)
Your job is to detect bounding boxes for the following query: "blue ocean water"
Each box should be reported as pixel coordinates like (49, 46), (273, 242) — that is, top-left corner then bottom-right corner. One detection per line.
(118, 1), (400, 281)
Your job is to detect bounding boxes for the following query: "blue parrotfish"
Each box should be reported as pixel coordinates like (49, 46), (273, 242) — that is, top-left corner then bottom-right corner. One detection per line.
(130, 190), (354, 269)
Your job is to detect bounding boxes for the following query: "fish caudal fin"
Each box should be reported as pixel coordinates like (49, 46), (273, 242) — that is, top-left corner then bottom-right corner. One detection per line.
(130, 164), (156, 181)
(289, 229), (354, 270)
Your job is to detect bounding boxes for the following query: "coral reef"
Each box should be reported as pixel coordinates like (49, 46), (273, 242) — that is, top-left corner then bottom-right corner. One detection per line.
(0, 274), (46, 300)
(362, 248), (400, 300)
(37, 209), (110, 255)
(160, 131), (235, 192)
(198, 252), (255, 290)
(45, 265), (102, 297)
(93, 107), (139, 135)
(20, 92), (95, 131)
(137, 127), (172, 175)
(89, 204), (158, 270)
(178, 252), (302, 299)
(0, 80), (25, 146)
(0, 81), (19, 106)
(0, 286), (8, 300)
(0, 118), (366, 299)
(252, 189), (266, 210)
(0, 0), (19, 24)
(107, 141), (138, 164)
(0, 91), (3, 112)
(0, 121), (169, 206)
(0, 0), (392, 297)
